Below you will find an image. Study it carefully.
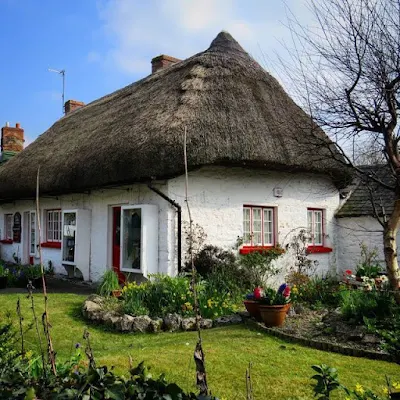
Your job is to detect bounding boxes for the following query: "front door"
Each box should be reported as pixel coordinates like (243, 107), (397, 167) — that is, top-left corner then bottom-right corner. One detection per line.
(112, 206), (124, 282)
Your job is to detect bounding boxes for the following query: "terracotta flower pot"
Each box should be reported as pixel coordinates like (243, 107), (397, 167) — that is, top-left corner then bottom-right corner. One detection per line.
(243, 300), (262, 321)
(259, 303), (291, 327)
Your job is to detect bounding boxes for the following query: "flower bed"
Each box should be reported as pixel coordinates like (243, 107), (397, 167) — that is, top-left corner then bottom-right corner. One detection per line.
(0, 262), (46, 288)
(82, 295), (244, 333)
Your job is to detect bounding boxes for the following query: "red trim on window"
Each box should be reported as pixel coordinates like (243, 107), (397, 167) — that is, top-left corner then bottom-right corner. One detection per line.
(41, 242), (61, 249)
(239, 246), (276, 255)
(306, 246), (332, 254)
(0, 239), (13, 244)
(243, 205), (277, 247)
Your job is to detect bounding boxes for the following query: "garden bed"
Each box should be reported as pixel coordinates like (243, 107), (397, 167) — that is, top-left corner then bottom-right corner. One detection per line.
(82, 295), (244, 333)
(250, 305), (394, 362)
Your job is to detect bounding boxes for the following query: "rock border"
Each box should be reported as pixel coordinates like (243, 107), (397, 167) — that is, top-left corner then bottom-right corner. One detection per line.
(245, 319), (395, 363)
(82, 295), (244, 333)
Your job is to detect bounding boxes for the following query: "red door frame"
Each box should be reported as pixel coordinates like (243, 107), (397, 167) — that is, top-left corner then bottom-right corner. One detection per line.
(112, 206), (124, 283)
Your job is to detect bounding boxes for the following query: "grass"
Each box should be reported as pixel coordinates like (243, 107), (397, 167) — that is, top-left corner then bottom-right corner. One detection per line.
(0, 292), (399, 400)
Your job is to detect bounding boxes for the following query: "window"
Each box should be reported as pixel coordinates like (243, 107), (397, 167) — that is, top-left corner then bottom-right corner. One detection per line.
(29, 211), (36, 255)
(46, 210), (62, 242)
(4, 214), (13, 240)
(307, 208), (324, 246)
(243, 206), (275, 246)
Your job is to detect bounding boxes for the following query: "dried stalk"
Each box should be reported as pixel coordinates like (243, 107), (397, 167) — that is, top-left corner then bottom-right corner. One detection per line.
(246, 362), (254, 400)
(36, 167), (57, 375)
(184, 127), (208, 396)
(83, 329), (96, 369)
(16, 297), (25, 357)
(27, 281), (46, 374)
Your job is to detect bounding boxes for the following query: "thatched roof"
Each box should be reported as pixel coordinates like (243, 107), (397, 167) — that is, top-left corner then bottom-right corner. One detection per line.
(0, 31), (349, 201)
(336, 165), (395, 218)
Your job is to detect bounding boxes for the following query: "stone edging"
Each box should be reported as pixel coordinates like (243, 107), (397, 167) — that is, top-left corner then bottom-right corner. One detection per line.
(245, 319), (395, 363)
(82, 295), (243, 333)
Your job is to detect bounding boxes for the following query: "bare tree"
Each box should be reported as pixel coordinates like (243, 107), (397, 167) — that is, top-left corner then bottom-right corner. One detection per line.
(283, 0), (400, 297)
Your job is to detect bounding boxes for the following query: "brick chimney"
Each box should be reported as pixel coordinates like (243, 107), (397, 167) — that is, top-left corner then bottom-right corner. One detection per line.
(1, 122), (24, 162)
(64, 100), (85, 114)
(151, 55), (181, 74)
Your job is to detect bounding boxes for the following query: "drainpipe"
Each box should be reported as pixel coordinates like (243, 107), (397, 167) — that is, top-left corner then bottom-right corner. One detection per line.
(147, 183), (182, 273)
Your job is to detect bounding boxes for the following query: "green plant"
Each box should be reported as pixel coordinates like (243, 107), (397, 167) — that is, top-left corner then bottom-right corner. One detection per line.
(311, 364), (342, 399)
(259, 284), (291, 305)
(287, 229), (318, 276)
(24, 264), (42, 280)
(340, 288), (396, 324)
(0, 264), (9, 278)
(355, 243), (383, 278)
(293, 275), (340, 309)
(239, 247), (284, 287)
(97, 270), (120, 297)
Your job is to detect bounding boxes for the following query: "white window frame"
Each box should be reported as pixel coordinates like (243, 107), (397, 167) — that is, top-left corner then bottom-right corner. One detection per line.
(307, 208), (324, 246)
(243, 206), (276, 247)
(4, 214), (13, 240)
(29, 211), (37, 256)
(46, 209), (62, 242)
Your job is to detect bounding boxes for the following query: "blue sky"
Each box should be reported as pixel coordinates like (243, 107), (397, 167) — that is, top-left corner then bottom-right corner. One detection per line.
(0, 0), (310, 146)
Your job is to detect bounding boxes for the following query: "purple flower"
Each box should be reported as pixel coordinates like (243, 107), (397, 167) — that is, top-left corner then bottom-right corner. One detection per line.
(278, 283), (287, 294)
(75, 343), (81, 349)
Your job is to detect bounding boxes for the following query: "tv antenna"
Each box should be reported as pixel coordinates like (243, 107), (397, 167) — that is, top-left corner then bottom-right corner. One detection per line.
(48, 68), (65, 115)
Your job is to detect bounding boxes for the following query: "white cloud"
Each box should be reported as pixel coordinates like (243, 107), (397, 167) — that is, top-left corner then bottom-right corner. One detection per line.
(96, 0), (313, 78)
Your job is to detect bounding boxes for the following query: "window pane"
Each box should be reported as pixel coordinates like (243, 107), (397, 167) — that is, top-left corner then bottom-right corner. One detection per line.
(252, 208), (262, 245)
(307, 210), (313, 242)
(314, 211), (323, 245)
(30, 212), (36, 254)
(122, 209), (141, 270)
(243, 208), (251, 244)
(263, 209), (273, 245)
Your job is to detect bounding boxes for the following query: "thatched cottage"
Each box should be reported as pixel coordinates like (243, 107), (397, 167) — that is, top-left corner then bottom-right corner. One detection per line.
(0, 32), (351, 281)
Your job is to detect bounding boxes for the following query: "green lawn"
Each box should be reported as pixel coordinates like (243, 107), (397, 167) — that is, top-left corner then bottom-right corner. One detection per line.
(0, 292), (398, 399)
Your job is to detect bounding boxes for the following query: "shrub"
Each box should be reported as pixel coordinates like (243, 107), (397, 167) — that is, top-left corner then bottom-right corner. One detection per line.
(339, 288), (396, 324)
(238, 247), (284, 287)
(97, 270), (120, 297)
(0, 323), (216, 400)
(355, 243), (383, 278)
(292, 275), (340, 309)
(122, 274), (241, 320)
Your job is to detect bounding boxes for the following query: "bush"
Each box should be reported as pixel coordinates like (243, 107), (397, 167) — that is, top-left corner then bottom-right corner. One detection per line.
(0, 323), (216, 400)
(339, 288), (396, 324)
(122, 274), (240, 320)
(291, 275), (340, 309)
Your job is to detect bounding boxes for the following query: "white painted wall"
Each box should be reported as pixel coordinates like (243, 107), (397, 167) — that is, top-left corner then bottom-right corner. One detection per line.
(0, 184), (175, 281)
(167, 167), (341, 280)
(0, 166), (342, 282)
(336, 216), (398, 275)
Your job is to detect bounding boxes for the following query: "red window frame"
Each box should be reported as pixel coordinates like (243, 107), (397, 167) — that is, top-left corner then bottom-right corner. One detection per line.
(241, 205), (277, 253)
(307, 208), (332, 254)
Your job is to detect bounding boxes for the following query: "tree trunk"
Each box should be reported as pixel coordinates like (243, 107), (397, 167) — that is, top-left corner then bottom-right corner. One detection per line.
(383, 196), (400, 303)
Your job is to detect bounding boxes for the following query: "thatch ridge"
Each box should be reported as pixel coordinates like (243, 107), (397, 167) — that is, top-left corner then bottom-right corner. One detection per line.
(0, 31), (349, 201)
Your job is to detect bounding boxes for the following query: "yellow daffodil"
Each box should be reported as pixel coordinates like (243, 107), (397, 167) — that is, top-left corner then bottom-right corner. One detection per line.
(355, 383), (365, 395)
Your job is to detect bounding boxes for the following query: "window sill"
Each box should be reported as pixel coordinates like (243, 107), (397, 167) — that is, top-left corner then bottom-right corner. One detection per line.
(239, 246), (276, 255)
(306, 246), (333, 254)
(41, 242), (62, 249)
(0, 239), (13, 244)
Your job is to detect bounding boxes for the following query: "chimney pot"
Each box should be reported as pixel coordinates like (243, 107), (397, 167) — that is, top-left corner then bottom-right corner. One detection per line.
(151, 54), (181, 74)
(16, 123), (20, 128)
(5, 122), (9, 127)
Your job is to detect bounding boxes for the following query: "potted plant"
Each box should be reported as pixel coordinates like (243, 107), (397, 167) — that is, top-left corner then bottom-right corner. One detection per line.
(0, 264), (9, 289)
(243, 287), (264, 321)
(258, 284), (291, 327)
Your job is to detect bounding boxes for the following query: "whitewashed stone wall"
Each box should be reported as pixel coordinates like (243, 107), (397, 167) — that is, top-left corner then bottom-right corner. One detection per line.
(336, 216), (399, 275)
(0, 166), (342, 282)
(167, 166), (341, 279)
(0, 184), (175, 281)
